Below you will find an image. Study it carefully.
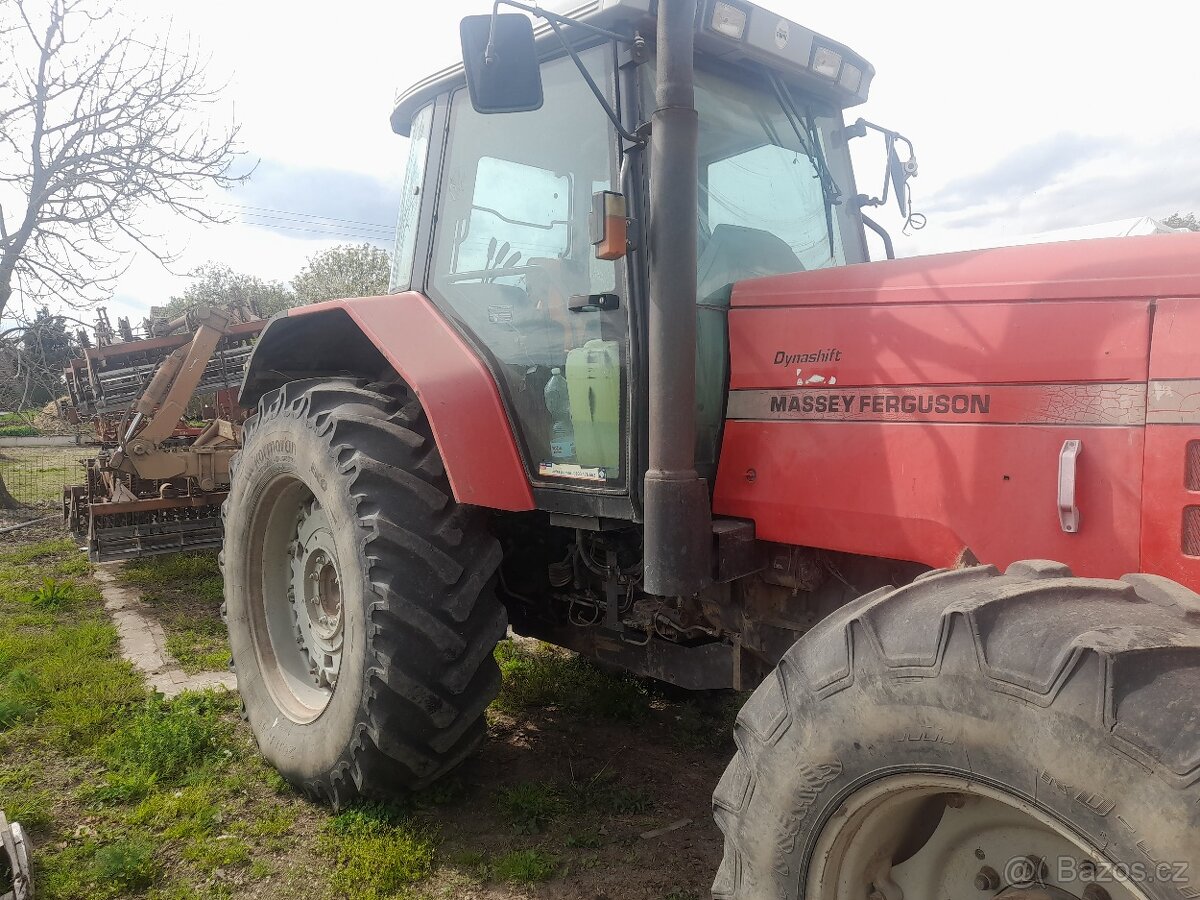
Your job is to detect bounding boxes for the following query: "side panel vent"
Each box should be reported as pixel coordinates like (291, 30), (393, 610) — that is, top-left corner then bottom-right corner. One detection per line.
(1187, 440), (1200, 491)
(1184, 506), (1200, 558)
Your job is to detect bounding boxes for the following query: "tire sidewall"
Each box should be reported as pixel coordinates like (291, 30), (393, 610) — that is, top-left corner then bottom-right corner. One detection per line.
(737, 639), (1200, 900)
(224, 400), (369, 785)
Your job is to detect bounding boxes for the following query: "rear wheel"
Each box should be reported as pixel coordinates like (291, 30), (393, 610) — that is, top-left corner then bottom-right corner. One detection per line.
(713, 561), (1200, 899)
(222, 379), (506, 805)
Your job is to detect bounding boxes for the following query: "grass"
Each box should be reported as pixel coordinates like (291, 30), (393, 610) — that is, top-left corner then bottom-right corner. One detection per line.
(102, 692), (235, 785)
(321, 803), (436, 899)
(0, 412), (40, 437)
(121, 552), (224, 601)
(0, 425), (38, 437)
(0, 537), (294, 899)
(490, 848), (559, 883)
(1, 532), (736, 899)
(91, 837), (161, 891)
(0, 448), (91, 506)
(120, 552), (228, 674)
(494, 782), (563, 834)
(492, 639), (650, 721)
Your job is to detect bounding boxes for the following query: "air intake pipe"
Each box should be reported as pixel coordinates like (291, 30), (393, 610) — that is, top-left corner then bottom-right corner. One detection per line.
(642, 0), (712, 597)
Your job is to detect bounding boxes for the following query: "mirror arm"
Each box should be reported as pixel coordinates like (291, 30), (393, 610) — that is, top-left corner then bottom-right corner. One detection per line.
(482, 0), (646, 145)
(490, 0), (640, 46)
(545, 16), (646, 146)
(860, 211), (895, 260)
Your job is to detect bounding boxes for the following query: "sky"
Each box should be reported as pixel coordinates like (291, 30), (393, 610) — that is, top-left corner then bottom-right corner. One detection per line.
(12, 0), (1200, 325)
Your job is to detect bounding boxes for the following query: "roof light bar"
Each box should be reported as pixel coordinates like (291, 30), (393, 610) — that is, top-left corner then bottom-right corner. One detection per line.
(811, 44), (842, 80)
(709, 0), (749, 40)
(839, 61), (863, 93)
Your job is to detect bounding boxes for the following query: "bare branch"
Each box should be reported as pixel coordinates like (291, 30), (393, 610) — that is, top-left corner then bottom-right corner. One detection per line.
(0, 0), (250, 320)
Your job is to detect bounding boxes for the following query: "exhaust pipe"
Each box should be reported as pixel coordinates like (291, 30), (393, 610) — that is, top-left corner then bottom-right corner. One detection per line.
(643, 0), (712, 597)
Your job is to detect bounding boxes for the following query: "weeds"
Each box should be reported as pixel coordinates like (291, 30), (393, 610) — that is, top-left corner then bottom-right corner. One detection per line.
(182, 834), (252, 872)
(494, 781), (562, 834)
(491, 848), (558, 884)
(92, 837), (161, 892)
(130, 784), (221, 841)
(563, 765), (654, 816)
(122, 551), (223, 603)
(101, 691), (235, 785)
(165, 628), (229, 674)
(24, 576), (75, 609)
(321, 802), (436, 898)
(493, 639), (649, 720)
(671, 695), (743, 749)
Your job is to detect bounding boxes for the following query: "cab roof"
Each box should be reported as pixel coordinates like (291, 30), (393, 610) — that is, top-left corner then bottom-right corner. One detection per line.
(391, 0), (875, 135)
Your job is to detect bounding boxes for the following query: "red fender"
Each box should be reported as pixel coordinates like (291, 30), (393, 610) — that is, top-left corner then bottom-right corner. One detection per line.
(241, 292), (535, 512)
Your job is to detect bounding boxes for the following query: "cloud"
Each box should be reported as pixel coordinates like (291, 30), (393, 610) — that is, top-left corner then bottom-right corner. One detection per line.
(915, 130), (1200, 243)
(924, 133), (1123, 215)
(222, 159), (403, 244)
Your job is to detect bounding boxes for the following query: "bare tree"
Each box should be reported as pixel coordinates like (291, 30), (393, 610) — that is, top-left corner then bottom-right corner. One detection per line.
(0, 0), (246, 509)
(0, 0), (247, 321)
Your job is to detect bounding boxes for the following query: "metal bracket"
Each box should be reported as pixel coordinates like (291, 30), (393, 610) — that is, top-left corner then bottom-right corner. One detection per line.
(1058, 439), (1082, 533)
(0, 810), (32, 900)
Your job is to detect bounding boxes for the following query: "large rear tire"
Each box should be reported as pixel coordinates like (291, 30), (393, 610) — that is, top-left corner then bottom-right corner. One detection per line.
(222, 379), (506, 806)
(713, 560), (1200, 899)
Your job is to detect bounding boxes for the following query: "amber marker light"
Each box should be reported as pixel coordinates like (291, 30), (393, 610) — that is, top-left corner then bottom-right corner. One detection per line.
(591, 190), (628, 261)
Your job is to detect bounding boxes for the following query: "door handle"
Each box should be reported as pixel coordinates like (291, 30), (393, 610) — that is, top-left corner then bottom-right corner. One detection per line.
(1058, 439), (1082, 534)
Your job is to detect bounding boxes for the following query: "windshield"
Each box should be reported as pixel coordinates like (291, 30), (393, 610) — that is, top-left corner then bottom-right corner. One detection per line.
(689, 65), (848, 299)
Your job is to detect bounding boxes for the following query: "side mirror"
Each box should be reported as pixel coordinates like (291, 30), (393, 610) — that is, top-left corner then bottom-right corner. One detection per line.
(460, 14), (544, 114)
(887, 143), (917, 218)
(845, 118), (919, 219)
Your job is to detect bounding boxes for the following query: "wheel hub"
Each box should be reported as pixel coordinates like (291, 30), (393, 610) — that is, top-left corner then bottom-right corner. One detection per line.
(807, 776), (1144, 900)
(289, 498), (343, 690)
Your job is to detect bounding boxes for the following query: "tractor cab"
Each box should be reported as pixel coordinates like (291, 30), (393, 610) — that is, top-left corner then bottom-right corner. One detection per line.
(388, 0), (897, 520)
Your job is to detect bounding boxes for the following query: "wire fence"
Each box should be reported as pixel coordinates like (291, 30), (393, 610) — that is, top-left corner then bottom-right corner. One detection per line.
(0, 446), (94, 509)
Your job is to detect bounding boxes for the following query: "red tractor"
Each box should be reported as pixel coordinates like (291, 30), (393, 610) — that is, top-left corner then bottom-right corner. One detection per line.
(222, 2), (1200, 896)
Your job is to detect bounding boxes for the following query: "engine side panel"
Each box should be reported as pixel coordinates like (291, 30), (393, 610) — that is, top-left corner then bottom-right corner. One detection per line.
(1142, 298), (1200, 586)
(714, 291), (1153, 580)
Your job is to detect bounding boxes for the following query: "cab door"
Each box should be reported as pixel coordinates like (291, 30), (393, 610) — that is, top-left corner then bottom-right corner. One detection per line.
(423, 46), (633, 515)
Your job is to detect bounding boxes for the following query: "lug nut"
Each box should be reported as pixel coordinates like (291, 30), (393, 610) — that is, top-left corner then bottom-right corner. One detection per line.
(974, 866), (999, 891)
(1083, 887), (1111, 900)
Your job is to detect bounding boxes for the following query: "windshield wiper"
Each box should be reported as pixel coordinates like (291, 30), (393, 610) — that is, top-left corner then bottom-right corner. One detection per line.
(765, 71), (841, 262)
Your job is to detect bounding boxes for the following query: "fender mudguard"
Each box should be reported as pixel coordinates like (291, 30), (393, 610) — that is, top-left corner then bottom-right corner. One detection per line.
(240, 292), (535, 512)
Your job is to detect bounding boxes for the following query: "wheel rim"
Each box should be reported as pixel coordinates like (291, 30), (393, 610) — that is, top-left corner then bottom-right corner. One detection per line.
(249, 475), (344, 723)
(805, 774), (1149, 900)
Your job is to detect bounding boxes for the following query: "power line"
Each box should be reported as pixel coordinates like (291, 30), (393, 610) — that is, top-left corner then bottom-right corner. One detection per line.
(234, 218), (394, 241)
(212, 200), (395, 231)
(236, 211), (393, 238)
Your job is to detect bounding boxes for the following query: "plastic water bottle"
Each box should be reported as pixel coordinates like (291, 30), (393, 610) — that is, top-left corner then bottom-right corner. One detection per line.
(544, 368), (575, 461)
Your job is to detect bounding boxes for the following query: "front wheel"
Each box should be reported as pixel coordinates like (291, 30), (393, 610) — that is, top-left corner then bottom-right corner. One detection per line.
(714, 561), (1200, 900)
(222, 379), (506, 806)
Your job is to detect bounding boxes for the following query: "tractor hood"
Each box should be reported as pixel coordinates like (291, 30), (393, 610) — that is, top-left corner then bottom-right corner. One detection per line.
(730, 233), (1200, 308)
